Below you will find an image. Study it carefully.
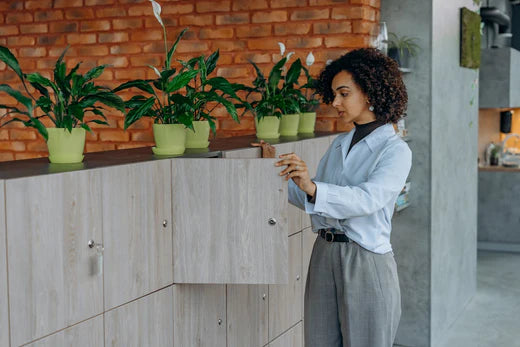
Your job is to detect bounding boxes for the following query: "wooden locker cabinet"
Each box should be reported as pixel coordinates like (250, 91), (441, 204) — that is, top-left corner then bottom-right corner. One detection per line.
(172, 158), (288, 284)
(268, 321), (303, 347)
(5, 171), (104, 346)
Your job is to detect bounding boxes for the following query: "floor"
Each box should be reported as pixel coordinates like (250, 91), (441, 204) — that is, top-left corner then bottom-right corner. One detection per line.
(438, 250), (520, 347)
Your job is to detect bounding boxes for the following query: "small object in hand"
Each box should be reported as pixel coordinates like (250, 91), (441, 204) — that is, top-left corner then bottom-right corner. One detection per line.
(251, 140), (276, 158)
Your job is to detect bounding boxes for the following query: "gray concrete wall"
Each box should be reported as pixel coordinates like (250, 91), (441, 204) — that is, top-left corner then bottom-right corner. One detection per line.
(381, 1), (432, 346)
(431, 1), (479, 346)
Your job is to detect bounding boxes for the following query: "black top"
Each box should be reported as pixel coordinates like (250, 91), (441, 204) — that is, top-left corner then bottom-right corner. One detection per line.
(347, 119), (386, 154)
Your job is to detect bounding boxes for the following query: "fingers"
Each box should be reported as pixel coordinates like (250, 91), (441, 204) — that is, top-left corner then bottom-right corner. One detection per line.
(279, 162), (307, 176)
(251, 140), (267, 147)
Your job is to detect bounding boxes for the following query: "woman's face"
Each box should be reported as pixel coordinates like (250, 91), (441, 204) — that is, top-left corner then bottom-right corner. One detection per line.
(331, 70), (376, 124)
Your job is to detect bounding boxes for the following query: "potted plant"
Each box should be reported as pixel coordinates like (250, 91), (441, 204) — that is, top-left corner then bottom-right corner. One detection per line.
(175, 51), (249, 149)
(248, 43), (303, 139)
(0, 46), (125, 163)
(114, 2), (198, 156)
(298, 52), (320, 134)
(387, 33), (420, 70)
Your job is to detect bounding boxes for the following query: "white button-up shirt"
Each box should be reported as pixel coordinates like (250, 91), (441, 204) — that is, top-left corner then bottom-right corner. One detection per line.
(288, 123), (412, 254)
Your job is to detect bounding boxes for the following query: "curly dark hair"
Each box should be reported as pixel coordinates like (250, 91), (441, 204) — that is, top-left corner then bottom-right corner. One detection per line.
(316, 48), (407, 123)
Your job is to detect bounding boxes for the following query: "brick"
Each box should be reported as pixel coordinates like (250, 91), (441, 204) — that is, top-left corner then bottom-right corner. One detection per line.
(27, 141), (49, 152)
(196, 1), (230, 13)
(77, 45), (109, 56)
(332, 7), (376, 21)
(35, 10), (64, 21)
(291, 8), (329, 21)
(53, 0), (83, 7)
(211, 40), (246, 52)
(20, 23), (48, 34)
(0, 130), (8, 140)
(142, 42), (164, 54)
(325, 35), (370, 48)
(81, 20), (111, 32)
(0, 153), (15, 162)
(15, 153), (46, 160)
(86, 0), (116, 4)
(19, 60), (36, 70)
(25, 0), (53, 9)
(216, 67), (249, 79)
(271, 0), (301, 8)
(96, 8), (126, 17)
(85, 131), (98, 141)
(112, 18), (143, 30)
(19, 47), (47, 58)
(131, 30), (163, 41)
(314, 22), (352, 34)
(67, 33), (96, 44)
(217, 53), (233, 65)
(247, 38), (284, 51)
(116, 143), (149, 150)
(232, 0), (268, 11)
(145, 17), (178, 28)
(0, 25), (19, 36)
(115, 69), (146, 80)
(97, 69), (113, 81)
(199, 28), (234, 39)
(129, 55), (161, 67)
(234, 53), (271, 64)
(215, 13), (249, 25)
(37, 58), (58, 69)
(162, 3), (194, 15)
(65, 58), (97, 70)
(99, 32), (129, 43)
(315, 118), (335, 132)
(313, 49), (345, 63)
(252, 11), (287, 23)
(99, 130), (129, 142)
(219, 118), (254, 130)
(274, 23), (311, 35)
(99, 57), (129, 68)
(86, 143), (117, 152)
(353, 20), (376, 34)
(127, 5), (152, 16)
(38, 34), (67, 46)
(0, 141), (25, 151)
(65, 8), (95, 20)
(7, 36), (36, 46)
(50, 22), (78, 33)
(110, 44), (142, 55)
(10, 129), (37, 140)
(350, 0), (378, 6)
(286, 37), (323, 49)
(131, 131), (154, 142)
(176, 41), (209, 53)
(6, 12), (33, 24)
(309, 0), (348, 5)
(180, 14), (214, 26)
(236, 24), (271, 38)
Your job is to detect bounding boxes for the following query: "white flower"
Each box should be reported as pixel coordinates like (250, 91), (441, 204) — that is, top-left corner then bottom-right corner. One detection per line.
(149, 0), (164, 27)
(306, 52), (315, 66)
(286, 52), (295, 61)
(278, 42), (286, 56)
(149, 65), (161, 77)
(326, 59), (333, 66)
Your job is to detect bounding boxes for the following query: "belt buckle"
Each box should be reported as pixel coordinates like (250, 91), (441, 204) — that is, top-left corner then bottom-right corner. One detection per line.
(324, 230), (335, 242)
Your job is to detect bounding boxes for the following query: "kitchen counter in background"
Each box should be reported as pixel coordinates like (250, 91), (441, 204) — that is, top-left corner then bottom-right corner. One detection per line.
(478, 167), (520, 252)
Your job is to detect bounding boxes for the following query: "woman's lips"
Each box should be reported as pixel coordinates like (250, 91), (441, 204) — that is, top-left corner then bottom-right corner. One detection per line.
(338, 111), (345, 117)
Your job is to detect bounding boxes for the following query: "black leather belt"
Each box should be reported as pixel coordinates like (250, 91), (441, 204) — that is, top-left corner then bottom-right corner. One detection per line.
(318, 228), (350, 243)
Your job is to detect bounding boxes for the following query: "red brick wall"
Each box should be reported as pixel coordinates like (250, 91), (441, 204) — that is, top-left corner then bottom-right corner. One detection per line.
(0, 0), (379, 162)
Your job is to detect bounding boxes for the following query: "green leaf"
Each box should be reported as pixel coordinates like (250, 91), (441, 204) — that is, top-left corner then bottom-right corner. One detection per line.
(0, 104), (30, 116)
(85, 119), (108, 126)
(84, 65), (108, 81)
(113, 79), (154, 94)
(124, 97), (155, 129)
(80, 123), (93, 133)
(36, 96), (52, 113)
(285, 58), (302, 86)
(92, 92), (126, 113)
(69, 103), (85, 121)
(205, 49), (219, 76)
(249, 61), (266, 88)
(166, 27), (188, 69)
(206, 77), (239, 99)
(268, 57), (287, 92)
(198, 55), (207, 84)
(165, 69), (198, 93)
(0, 84), (33, 113)
(29, 81), (50, 98)
(26, 72), (54, 88)
(0, 46), (23, 81)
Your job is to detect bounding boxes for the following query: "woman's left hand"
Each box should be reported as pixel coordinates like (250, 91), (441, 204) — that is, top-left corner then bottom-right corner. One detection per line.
(275, 153), (316, 197)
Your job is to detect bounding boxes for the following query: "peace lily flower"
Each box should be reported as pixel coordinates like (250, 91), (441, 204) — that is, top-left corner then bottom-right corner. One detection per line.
(286, 52), (295, 61)
(150, 0), (163, 27)
(306, 52), (315, 67)
(278, 42), (286, 56)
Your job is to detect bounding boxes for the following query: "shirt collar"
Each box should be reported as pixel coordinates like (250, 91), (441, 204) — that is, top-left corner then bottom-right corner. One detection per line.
(337, 123), (396, 155)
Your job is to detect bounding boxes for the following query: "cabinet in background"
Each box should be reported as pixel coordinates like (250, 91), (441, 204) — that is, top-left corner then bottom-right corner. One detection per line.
(0, 181), (8, 347)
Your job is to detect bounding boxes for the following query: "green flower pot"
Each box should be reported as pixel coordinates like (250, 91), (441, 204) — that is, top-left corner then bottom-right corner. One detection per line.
(152, 123), (186, 155)
(185, 120), (210, 149)
(298, 112), (317, 134)
(279, 113), (300, 136)
(46, 127), (86, 164)
(255, 116), (280, 139)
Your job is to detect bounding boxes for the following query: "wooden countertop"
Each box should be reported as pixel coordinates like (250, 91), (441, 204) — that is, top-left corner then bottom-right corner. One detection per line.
(479, 165), (520, 172)
(0, 132), (336, 180)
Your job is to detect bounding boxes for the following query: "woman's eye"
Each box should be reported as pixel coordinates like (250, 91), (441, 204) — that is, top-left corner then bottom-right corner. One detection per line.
(341, 93), (349, 97)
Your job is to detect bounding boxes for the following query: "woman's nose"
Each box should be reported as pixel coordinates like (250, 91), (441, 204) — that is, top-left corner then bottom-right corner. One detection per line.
(332, 96), (340, 108)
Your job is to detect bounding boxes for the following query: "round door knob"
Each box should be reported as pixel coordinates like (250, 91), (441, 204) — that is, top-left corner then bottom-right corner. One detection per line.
(296, 275), (300, 281)
(262, 293), (267, 300)
(268, 218), (277, 226)
(218, 319), (222, 325)
(162, 219), (168, 228)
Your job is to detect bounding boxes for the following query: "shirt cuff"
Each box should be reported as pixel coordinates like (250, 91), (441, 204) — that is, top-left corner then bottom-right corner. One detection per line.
(312, 181), (329, 214)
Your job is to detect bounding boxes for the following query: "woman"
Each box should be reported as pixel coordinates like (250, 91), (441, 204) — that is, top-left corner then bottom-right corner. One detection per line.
(275, 48), (411, 347)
